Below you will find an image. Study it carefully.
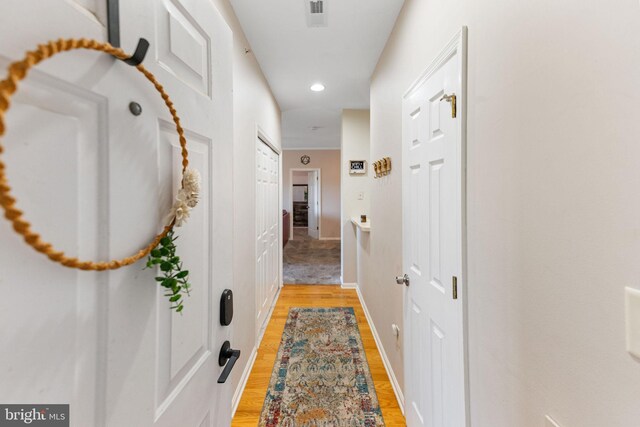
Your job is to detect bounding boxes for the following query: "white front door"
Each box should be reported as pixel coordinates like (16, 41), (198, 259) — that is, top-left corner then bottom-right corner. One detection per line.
(0, 0), (234, 426)
(256, 138), (280, 336)
(401, 30), (468, 427)
(307, 170), (319, 239)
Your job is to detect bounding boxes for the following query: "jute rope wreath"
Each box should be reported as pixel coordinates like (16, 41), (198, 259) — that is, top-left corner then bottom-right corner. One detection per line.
(0, 38), (199, 272)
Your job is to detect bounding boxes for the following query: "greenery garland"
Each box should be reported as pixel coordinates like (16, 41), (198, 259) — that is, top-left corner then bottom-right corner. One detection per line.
(146, 230), (191, 313)
(146, 168), (200, 313)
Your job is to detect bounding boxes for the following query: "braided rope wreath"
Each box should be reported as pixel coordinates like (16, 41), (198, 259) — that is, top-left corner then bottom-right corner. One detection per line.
(0, 38), (193, 271)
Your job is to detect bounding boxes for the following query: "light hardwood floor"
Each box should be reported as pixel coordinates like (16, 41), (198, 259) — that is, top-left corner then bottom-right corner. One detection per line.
(232, 284), (406, 426)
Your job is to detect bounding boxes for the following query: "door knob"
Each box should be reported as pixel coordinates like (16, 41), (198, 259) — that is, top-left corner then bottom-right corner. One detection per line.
(217, 341), (241, 384)
(395, 274), (410, 286)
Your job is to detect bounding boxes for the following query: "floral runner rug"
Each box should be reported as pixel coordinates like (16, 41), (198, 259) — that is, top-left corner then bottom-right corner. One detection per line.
(259, 307), (385, 427)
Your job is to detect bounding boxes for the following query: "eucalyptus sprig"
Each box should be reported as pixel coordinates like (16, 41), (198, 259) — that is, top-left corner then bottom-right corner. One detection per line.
(146, 230), (191, 313)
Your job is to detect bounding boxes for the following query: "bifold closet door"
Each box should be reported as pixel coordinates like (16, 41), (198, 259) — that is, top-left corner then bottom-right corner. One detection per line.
(256, 138), (280, 335)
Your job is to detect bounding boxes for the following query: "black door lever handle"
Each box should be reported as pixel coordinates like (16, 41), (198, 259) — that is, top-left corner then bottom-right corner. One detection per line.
(217, 341), (241, 384)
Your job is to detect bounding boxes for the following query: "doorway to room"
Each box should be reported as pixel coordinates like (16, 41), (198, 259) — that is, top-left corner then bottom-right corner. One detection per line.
(290, 169), (320, 240)
(282, 152), (342, 285)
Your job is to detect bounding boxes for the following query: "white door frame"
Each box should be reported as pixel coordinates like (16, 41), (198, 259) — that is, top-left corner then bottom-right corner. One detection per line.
(402, 27), (469, 424)
(288, 168), (322, 240)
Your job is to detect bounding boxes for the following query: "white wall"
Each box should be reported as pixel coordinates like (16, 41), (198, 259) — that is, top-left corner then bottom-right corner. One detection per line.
(209, 0), (282, 397)
(341, 110), (371, 285)
(369, 0), (640, 425)
(292, 171), (308, 185)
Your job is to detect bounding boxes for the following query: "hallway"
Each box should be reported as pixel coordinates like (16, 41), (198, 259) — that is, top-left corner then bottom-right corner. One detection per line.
(1, 0), (639, 425)
(232, 285), (405, 426)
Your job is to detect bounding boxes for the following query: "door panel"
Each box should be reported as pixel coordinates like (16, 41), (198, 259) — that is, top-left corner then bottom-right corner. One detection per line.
(429, 159), (444, 285)
(0, 54), (109, 426)
(0, 0), (233, 425)
(430, 321), (445, 427)
(155, 0), (211, 96)
(156, 124), (212, 401)
(402, 31), (467, 427)
(408, 301), (426, 425)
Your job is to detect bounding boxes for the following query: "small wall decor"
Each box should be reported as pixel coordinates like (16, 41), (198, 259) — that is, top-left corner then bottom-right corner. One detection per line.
(0, 38), (200, 313)
(349, 160), (367, 175)
(300, 155), (311, 165)
(373, 157), (392, 178)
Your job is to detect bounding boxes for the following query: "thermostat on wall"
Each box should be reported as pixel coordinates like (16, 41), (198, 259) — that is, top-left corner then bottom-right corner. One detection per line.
(349, 160), (367, 174)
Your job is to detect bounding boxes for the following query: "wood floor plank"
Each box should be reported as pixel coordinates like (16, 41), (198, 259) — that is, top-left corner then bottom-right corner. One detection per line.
(231, 284), (406, 426)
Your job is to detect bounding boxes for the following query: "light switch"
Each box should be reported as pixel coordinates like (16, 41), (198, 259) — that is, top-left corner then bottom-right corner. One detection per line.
(625, 287), (640, 358)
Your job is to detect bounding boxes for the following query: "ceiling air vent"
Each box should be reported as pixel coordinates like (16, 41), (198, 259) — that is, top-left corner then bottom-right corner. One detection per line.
(306, 0), (327, 27)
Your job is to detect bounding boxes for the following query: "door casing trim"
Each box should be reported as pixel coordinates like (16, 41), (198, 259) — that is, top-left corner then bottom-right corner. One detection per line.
(288, 168), (322, 240)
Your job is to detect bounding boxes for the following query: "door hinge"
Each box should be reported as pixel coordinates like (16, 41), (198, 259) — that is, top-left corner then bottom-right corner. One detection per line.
(440, 93), (457, 118)
(452, 276), (458, 300)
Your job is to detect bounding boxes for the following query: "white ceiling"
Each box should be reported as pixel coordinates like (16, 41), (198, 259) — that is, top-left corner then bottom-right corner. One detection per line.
(229, 0), (405, 149)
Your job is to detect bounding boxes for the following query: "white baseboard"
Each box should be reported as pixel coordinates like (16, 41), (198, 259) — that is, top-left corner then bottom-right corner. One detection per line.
(320, 237), (341, 241)
(355, 285), (405, 414)
(231, 286), (282, 418)
(257, 286), (281, 348)
(341, 282), (357, 289)
(231, 344), (258, 418)
(234, 287), (281, 417)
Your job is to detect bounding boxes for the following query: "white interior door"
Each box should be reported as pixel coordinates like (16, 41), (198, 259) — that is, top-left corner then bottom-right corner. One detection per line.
(401, 30), (467, 427)
(0, 0), (234, 426)
(256, 138), (280, 336)
(307, 170), (319, 239)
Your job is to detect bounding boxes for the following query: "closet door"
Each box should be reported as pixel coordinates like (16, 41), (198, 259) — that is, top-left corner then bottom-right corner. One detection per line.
(256, 138), (280, 336)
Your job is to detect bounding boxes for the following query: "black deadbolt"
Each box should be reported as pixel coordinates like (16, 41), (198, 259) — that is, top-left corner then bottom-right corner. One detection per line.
(220, 289), (233, 326)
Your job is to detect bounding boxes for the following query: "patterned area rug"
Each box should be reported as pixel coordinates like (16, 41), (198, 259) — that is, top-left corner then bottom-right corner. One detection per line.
(259, 307), (385, 426)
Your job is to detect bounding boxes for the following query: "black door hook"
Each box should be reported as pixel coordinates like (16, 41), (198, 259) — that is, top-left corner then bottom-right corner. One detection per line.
(107, 0), (149, 66)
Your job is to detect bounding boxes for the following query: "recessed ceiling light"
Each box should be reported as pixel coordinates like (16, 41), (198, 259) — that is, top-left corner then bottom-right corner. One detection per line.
(310, 83), (325, 92)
